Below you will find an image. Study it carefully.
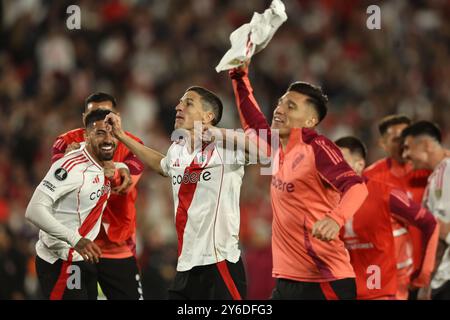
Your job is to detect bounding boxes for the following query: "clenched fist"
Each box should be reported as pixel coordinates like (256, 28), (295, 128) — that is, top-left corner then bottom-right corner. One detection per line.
(312, 217), (340, 242)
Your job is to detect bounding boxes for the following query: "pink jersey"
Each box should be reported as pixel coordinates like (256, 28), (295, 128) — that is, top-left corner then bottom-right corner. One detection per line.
(230, 68), (368, 282)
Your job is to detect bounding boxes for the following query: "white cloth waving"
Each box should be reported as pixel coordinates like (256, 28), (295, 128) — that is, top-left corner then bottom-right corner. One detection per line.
(215, 0), (287, 73)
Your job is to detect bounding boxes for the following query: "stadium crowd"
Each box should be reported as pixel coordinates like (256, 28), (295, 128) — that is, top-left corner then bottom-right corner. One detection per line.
(0, 0), (449, 299)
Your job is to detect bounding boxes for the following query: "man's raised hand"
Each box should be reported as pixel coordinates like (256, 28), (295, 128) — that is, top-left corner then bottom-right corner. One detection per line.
(104, 113), (125, 139)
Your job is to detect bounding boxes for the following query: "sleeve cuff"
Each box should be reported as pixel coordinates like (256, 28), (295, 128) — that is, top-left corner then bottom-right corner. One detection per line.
(159, 157), (169, 177)
(229, 67), (248, 79)
(68, 232), (82, 248)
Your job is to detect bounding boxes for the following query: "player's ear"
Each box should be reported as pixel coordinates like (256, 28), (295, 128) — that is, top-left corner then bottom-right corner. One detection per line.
(424, 137), (435, 152)
(378, 136), (387, 152)
(202, 111), (214, 125)
(82, 112), (86, 127)
(305, 116), (317, 128)
(356, 159), (366, 175)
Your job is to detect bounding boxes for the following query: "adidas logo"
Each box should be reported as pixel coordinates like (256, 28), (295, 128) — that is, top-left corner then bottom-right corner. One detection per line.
(93, 175), (100, 184)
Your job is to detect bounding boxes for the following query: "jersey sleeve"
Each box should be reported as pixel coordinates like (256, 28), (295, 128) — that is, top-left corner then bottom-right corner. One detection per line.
(229, 67), (272, 153)
(122, 135), (145, 176)
(311, 136), (365, 194)
(235, 144), (247, 165)
(51, 137), (68, 163)
(310, 135), (368, 226)
(160, 156), (170, 177)
(389, 188), (439, 286)
(160, 143), (175, 177)
(36, 156), (84, 202)
(432, 163), (450, 222)
(122, 149), (145, 175)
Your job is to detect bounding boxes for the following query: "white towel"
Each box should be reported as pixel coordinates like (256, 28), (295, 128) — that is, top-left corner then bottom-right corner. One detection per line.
(215, 0), (288, 73)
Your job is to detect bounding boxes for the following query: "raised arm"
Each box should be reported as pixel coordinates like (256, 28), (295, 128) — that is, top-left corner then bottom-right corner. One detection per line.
(111, 135), (145, 194)
(202, 126), (263, 164)
(229, 65), (273, 154)
(105, 113), (166, 176)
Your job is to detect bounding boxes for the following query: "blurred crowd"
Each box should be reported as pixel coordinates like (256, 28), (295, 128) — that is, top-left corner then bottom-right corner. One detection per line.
(0, 0), (449, 299)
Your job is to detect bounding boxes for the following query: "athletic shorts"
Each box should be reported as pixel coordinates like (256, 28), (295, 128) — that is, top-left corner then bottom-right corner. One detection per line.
(432, 281), (450, 300)
(36, 255), (143, 300)
(271, 277), (356, 300)
(97, 256), (143, 300)
(36, 255), (97, 300)
(168, 258), (246, 300)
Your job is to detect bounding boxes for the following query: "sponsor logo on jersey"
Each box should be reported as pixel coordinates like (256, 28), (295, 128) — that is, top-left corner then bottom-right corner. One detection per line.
(92, 175), (100, 184)
(271, 176), (295, 193)
(292, 153), (305, 171)
(172, 170), (212, 185)
(42, 180), (56, 192)
(173, 159), (181, 167)
(89, 183), (111, 200)
(54, 168), (68, 181)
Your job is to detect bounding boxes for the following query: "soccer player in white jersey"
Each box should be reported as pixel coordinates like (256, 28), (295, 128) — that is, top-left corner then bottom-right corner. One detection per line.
(105, 86), (253, 300)
(26, 109), (118, 300)
(402, 121), (450, 299)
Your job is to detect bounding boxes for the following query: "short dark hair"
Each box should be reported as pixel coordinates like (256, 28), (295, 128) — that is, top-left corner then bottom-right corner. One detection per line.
(186, 86), (223, 126)
(378, 115), (411, 136)
(287, 81), (328, 123)
(401, 121), (442, 144)
(85, 92), (117, 110)
(84, 109), (112, 128)
(335, 136), (367, 161)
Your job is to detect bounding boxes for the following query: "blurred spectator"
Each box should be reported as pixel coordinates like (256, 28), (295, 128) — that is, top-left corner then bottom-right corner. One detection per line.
(1, 0), (449, 299)
(0, 224), (27, 299)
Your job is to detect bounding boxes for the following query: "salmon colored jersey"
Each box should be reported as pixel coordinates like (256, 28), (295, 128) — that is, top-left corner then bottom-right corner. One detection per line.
(230, 68), (368, 282)
(51, 128), (144, 258)
(364, 158), (432, 290)
(342, 177), (438, 299)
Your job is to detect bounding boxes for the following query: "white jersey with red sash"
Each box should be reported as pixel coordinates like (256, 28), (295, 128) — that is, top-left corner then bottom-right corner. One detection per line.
(160, 139), (246, 272)
(35, 146), (110, 264)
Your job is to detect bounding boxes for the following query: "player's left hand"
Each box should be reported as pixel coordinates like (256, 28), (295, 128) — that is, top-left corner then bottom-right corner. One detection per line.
(312, 217), (340, 242)
(112, 167), (132, 194)
(104, 112), (125, 139)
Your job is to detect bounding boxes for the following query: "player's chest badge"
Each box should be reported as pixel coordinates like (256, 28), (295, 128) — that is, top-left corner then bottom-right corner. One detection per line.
(195, 152), (208, 166)
(291, 153), (305, 171)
